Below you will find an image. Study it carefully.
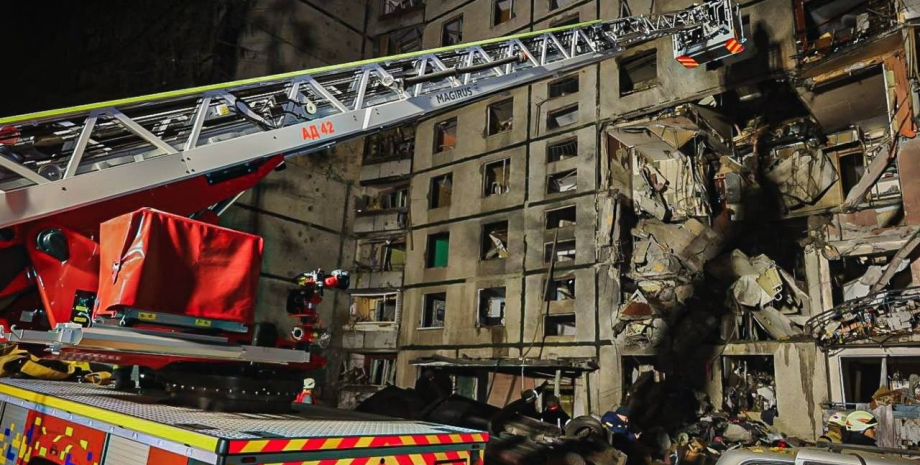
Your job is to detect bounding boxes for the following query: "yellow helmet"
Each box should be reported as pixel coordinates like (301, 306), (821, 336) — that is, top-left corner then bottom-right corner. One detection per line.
(845, 411), (878, 432)
(826, 412), (847, 427)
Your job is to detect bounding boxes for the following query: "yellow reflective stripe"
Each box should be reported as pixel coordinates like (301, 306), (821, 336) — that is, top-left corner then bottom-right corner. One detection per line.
(0, 19), (601, 126)
(355, 436), (374, 448)
(0, 382), (219, 452)
(322, 437), (343, 449)
(240, 441), (266, 454)
(425, 435), (441, 444)
(286, 438), (308, 451)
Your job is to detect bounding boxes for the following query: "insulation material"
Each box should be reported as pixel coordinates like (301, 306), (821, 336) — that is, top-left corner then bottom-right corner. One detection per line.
(764, 145), (838, 208)
(96, 208), (262, 324)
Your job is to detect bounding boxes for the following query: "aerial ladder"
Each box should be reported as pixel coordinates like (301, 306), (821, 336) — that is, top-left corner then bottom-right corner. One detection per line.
(0, 3), (744, 463)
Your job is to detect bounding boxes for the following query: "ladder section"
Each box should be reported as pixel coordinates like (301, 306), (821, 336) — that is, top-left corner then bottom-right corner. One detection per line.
(0, 0), (742, 228)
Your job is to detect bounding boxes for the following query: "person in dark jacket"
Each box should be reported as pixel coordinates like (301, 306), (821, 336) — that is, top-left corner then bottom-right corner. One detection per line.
(541, 394), (571, 431)
(518, 389), (540, 419)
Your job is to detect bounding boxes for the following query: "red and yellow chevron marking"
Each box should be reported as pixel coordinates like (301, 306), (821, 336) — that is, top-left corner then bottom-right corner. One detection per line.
(229, 433), (489, 455)
(725, 38), (744, 54)
(268, 450), (471, 465)
(676, 56), (699, 68)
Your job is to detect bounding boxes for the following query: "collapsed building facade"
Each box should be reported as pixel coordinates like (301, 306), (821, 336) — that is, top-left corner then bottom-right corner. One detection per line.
(320, 0), (920, 446)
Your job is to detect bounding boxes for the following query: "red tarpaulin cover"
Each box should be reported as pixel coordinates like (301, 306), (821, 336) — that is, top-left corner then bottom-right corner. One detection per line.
(96, 208), (262, 324)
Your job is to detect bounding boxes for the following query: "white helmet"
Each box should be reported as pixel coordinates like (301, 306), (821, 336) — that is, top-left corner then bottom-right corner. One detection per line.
(845, 411), (878, 432)
(303, 378), (316, 389)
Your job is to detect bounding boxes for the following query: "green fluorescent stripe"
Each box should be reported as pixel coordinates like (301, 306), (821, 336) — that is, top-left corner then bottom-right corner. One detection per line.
(0, 20), (601, 126)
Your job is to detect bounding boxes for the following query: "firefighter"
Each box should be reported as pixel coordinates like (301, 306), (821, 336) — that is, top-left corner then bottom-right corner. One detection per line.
(844, 410), (878, 446)
(540, 394), (571, 431)
(819, 412), (847, 444)
(296, 378), (316, 405)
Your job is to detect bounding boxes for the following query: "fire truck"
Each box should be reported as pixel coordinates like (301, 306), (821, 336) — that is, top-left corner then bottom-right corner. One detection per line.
(0, 2), (744, 464)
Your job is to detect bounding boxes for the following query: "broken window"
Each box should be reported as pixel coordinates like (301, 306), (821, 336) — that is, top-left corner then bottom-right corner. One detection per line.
(355, 239), (406, 271)
(493, 0), (513, 25)
(365, 125), (415, 162)
(546, 169), (577, 194)
(546, 138), (577, 163)
(357, 184), (409, 213)
(545, 276), (575, 301)
(545, 205), (576, 229)
(841, 356), (920, 403)
(547, 105), (578, 130)
(545, 314), (576, 336)
(350, 294), (398, 323)
(478, 287), (506, 326)
(429, 173), (453, 209)
(544, 239), (576, 263)
(426, 232), (450, 268)
(483, 158), (511, 197)
(377, 26), (424, 56)
(838, 151), (865, 198)
(341, 353), (397, 386)
(481, 221), (509, 260)
(434, 118), (457, 153)
(422, 292), (447, 328)
(549, 0), (578, 9)
(442, 16), (463, 47)
(487, 99), (513, 135)
(619, 50), (658, 96)
(549, 76), (579, 99)
(722, 356), (776, 414)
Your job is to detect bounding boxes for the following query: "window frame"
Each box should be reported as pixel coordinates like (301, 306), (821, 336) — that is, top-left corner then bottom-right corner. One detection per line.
(482, 157), (512, 197)
(548, 75), (579, 99)
(492, 0), (514, 26)
(421, 292), (448, 329)
(546, 104), (579, 130)
(434, 117), (458, 153)
(619, 49), (659, 96)
(480, 220), (510, 261)
(545, 205), (577, 230)
(477, 287), (507, 327)
(441, 15), (464, 47)
(429, 173), (453, 209)
(546, 137), (578, 163)
(546, 168), (577, 195)
(544, 239), (576, 263)
(426, 232), (451, 268)
(486, 98), (514, 136)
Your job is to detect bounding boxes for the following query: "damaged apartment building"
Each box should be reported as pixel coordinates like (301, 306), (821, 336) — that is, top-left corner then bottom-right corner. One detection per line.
(331, 0), (920, 444)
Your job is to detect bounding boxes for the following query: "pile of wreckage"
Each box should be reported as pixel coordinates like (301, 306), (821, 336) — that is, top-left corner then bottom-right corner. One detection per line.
(610, 106), (817, 349)
(807, 285), (920, 348)
(356, 377), (795, 465)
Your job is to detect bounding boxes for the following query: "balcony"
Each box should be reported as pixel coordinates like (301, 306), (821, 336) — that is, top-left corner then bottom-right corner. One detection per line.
(360, 126), (414, 183)
(354, 184), (409, 234)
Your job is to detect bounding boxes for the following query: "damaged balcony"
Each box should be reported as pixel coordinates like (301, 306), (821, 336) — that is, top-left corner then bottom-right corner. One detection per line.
(354, 182), (409, 234)
(793, 0), (899, 69)
(360, 125), (414, 183)
(342, 293), (400, 350)
(353, 237), (406, 289)
(337, 353), (398, 410)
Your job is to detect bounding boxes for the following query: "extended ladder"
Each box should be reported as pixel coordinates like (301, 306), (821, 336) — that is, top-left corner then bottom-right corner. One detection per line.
(0, 0), (743, 228)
